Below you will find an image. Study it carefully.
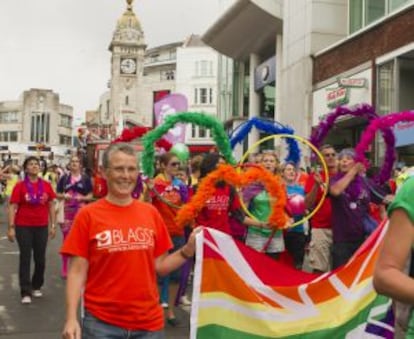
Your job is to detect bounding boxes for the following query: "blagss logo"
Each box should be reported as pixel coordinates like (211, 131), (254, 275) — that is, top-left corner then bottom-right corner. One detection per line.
(95, 227), (155, 253)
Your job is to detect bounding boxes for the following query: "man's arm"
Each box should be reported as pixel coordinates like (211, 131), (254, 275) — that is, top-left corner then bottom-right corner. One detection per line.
(62, 256), (88, 339)
(305, 173), (323, 209)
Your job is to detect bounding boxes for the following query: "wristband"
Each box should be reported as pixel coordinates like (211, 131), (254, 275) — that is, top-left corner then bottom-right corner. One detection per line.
(179, 248), (193, 260)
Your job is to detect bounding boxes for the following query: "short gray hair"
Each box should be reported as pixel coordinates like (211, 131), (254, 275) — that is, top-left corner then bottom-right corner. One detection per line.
(338, 148), (356, 160)
(102, 143), (138, 169)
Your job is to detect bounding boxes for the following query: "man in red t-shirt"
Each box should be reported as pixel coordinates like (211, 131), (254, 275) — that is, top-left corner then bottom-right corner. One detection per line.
(61, 143), (199, 339)
(305, 144), (338, 273)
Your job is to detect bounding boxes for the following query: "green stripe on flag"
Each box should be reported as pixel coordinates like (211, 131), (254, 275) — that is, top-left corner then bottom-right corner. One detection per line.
(196, 295), (391, 339)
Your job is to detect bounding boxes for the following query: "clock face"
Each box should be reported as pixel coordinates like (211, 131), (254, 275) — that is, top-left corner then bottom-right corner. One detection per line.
(120, 58), (137, 74)
(261, 66), (270, 81)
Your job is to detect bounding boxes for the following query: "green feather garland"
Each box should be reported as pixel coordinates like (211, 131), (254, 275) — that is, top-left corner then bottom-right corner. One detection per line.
(142, 112), (236, 177)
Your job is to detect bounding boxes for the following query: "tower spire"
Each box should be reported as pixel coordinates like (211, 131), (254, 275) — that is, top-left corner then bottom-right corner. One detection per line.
(126, 0), (134, 11)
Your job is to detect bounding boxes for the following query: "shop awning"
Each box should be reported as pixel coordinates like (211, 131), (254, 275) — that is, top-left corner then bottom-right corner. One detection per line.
(395, 121), (414, 147)
(202, 0), (283, 60)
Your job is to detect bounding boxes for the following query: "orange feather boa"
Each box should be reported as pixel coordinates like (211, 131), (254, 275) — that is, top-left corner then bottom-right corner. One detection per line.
(175, 164), (287, 230)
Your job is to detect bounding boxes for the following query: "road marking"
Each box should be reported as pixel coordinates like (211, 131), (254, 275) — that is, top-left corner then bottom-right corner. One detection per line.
(0, 236), (8, 241)
(1, 251), (19, 255)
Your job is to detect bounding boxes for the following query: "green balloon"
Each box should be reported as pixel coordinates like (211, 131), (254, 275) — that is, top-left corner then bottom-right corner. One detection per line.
(170, 143), (190, 162)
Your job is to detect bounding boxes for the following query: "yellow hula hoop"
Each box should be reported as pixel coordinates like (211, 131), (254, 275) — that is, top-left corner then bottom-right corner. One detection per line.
(239, 134), (329, 229)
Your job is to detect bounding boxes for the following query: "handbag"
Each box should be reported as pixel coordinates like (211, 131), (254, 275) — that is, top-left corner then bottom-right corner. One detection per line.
(362, 214), (378, 235)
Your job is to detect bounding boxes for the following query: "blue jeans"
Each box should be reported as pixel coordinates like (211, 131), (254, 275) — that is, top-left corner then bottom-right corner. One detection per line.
(82, 311), (165, 339)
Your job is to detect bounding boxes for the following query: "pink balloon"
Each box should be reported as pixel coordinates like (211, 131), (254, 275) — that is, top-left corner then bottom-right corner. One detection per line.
(286, 194), (305, 216)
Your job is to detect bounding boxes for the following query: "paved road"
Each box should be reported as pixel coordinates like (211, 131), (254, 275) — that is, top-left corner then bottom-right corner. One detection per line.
(0, 205), (190, 339)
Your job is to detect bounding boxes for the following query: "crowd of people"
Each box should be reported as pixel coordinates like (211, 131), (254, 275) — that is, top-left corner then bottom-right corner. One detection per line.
(0, 142), (412, 338)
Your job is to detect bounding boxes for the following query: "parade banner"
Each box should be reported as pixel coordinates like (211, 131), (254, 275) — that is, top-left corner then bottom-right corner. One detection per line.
(190, 223), (393, 339)
(154, 93), (188, 144)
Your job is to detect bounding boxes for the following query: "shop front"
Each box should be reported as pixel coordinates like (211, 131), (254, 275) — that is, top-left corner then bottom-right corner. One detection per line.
(312, 68), (372, 152)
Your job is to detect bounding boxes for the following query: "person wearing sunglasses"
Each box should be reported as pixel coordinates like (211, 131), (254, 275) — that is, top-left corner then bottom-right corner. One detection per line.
(150, 152), (189, 326)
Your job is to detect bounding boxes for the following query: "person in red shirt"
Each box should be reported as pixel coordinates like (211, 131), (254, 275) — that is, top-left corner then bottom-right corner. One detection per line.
(61, 143), (198, 339)
(304, 144), (338, 273)
(150, 152), (188, 325)
(7, 156), (56, 304)
(195, 153), (265, 237)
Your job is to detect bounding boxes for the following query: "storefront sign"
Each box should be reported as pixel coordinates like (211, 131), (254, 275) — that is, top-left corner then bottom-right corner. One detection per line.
(326, 87), (349, 109)
(394, 121), (414, 147)
(337, 77), (367, 88)
(255, 56), (276, 91)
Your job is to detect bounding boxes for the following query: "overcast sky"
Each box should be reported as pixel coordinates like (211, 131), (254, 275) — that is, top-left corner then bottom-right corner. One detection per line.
(0, 0), (234, 125)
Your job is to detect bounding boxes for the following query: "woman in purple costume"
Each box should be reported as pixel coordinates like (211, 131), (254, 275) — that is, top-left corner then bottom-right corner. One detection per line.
(56, 156), (93, 278)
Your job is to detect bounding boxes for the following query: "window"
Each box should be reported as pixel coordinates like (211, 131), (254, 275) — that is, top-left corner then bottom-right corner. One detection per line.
(200, 61), (208, 76)
(0, 131), (18, 142)
(196, 60), (214, 77)
(377, 61), (395, 116)
(160, 70), (175, 80)
(150, 54), (159, 62)
(365, 0), (385, 25)
(199, 126), (207, 138)
(191, 125), (210, 139)
(61, 115), (72, 128)
(125, 96), (129, 106)
(390, 0), (412, 11)
(349, 0), (363, 33)
(31, 112), (50, 143)
(59, 135), (72, 146)
(200, 88), (208, 104)
(194, 88), (213, 105)
(0, 111), (18, 123)
(105, 100), (110, 120)
(349, 0), (414, 33)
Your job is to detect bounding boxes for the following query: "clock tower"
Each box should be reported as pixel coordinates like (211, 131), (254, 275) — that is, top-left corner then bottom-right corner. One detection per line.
(108, 0), (146, 134)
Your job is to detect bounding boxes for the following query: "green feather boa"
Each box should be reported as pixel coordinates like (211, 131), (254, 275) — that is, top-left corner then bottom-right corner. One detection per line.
(142, 112), (236, 177)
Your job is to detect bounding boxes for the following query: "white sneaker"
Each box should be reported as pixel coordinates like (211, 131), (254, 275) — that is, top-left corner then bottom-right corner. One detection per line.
(180, 295), (191, 306)
(32, 290), (43, 298)
(21, 296), (32, 304)
(161, 302), (169, 309)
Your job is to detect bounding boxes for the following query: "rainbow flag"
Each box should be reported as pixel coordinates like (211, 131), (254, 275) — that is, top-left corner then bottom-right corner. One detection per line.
(190, 222), (393, 338)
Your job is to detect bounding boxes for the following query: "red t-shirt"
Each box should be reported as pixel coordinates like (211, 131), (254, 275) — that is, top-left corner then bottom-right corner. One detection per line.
(304, 172), (332, 229)
(10, 179), (56, 226)
(60, 199), (172, 331)
(196, 185), (240, 234)
(151, 175), (185, 237)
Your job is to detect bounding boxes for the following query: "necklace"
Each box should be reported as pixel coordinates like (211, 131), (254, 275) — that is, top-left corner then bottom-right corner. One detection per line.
(24, 175), (44, 204)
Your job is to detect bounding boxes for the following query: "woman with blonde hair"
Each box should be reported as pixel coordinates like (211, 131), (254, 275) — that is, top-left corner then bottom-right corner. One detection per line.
(243, 151), (285, 259)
